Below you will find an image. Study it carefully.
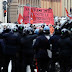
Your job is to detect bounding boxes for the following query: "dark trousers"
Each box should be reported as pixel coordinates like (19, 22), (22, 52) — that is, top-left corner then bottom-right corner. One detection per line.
(2, 55), (10, 72)
(11, 56), (17, 72)
(21, 54), (34, 72)
(37, 57), (49, 72)
(50, 52), (59, 72)
(11, 54), (21, 72)
(59, 55), (72, 72)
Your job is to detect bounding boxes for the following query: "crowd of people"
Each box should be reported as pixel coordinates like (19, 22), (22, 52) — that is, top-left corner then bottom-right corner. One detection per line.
(0, 20), (71, 72)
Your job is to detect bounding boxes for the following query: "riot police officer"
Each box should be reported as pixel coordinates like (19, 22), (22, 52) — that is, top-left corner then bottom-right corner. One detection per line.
(33, 28), (50, 72)
(2, 27), (21, 72)
(20, 29), (37, 72)
(50, 26), (61, 72)
(58, 28), (72, 72)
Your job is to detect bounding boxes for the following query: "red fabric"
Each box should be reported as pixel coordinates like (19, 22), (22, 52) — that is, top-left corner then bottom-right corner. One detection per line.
(31, 9), (36, 21)
(65, 8), (72, 19)
(25, 23), (27, 24)
(30, 19), (33, 24)
(23, 6), (54, 25)
(36, 66), (38, 72)
(18, 13), (23, 24)
(35, 59), (38, 72)
(65, 8), (69, 15)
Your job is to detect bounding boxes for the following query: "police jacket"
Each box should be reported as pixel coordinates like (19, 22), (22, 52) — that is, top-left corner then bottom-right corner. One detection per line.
(33, 34), (50, 58)
(2, 32), (21, 55)
(50, 34), (61, 52)
(58, 36), (72, 56)
(20, 34), (37, 54)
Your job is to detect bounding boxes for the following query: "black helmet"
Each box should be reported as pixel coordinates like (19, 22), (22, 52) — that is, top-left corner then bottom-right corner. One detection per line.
(12, 26), (18, 32)
(61, 28), (69, 37)
(18, 26), (24, 30)
(55, 26), (61, 35)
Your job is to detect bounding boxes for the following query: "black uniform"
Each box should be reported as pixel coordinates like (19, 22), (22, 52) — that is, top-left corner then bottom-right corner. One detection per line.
(20, 34), (37, 72)
(50, 34), (61, 72)
(2, 31), (21, 72)
(58, 35), (72, 72)
(33, 34), (50, 72)
(0, 38), (6, 72)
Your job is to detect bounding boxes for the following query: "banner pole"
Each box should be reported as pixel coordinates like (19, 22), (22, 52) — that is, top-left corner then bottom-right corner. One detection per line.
(29, 0), (31, 24)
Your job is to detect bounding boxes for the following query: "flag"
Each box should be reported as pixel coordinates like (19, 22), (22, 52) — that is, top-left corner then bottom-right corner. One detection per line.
(30, 9), (36, 24)
(25, 23), (27, 24)
(18, 13), (23, 24)
(65, 8), (72, 19)
(30, 9), (36, 21)
(65, 8), (69, 17)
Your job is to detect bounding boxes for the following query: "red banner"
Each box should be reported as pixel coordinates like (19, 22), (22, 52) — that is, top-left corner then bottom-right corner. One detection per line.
(23, 6), (54, 25)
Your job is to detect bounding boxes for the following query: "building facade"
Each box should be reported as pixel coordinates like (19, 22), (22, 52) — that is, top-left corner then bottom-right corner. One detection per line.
(18, 0), (72, 16)
(9, 0), (72, 23)
(8, 0), (18, 23)
(62, 0), (72, 16)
